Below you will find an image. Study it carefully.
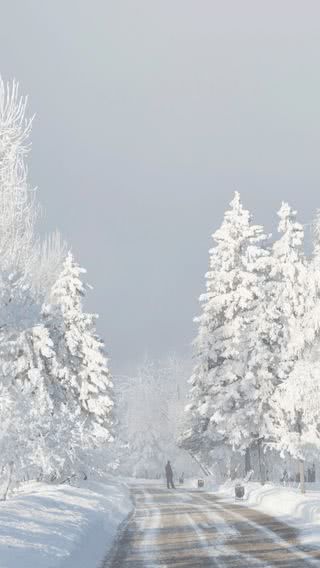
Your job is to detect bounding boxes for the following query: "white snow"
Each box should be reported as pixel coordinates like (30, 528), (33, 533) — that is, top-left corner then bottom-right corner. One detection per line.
(0, 477), (132, 568)
(210, 480), (320, 549)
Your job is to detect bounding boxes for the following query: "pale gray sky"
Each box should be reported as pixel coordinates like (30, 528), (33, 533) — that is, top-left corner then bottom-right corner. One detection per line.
(1, 1), (320, 373)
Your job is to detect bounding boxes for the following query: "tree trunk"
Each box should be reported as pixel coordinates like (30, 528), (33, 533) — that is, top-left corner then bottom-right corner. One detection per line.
(2, 462), (14, 501)
(257, 440), (265, 485)
(245, 448), (251, 475)
(299, 460), (305, 494)
(189, 452), (212, 476)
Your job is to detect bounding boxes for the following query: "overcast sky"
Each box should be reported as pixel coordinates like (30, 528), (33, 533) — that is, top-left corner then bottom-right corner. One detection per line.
(1, 1), (320, 373)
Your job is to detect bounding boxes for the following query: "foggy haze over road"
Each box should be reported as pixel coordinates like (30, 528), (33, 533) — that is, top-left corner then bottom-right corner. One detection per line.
(1, 1), (320, 373)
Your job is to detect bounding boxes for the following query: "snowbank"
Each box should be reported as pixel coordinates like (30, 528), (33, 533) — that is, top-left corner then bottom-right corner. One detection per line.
(211, 480), (320, 547)
(0, 477), (132, 568)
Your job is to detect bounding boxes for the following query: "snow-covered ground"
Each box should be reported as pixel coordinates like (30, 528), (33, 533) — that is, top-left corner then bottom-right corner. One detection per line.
(0, 477), (132, 568)
(3, 475), (320, 567)
(199, 479), (320, 548)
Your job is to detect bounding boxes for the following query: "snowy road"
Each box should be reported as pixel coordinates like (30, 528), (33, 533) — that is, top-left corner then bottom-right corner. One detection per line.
(104, 484), (320, 567)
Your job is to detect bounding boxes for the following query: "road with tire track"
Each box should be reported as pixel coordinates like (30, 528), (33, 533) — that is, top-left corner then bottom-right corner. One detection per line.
(104, 484), (320, 567)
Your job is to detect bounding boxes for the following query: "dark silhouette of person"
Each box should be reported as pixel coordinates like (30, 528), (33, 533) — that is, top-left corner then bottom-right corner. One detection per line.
(165, 460), (175, 489)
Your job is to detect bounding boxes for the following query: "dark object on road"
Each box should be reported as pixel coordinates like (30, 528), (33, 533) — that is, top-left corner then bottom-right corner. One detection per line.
(179, 472), (184, 484)
(165, 460), (175, 489)
(198, 479), (204, 488)
(235, 483), (245, 499)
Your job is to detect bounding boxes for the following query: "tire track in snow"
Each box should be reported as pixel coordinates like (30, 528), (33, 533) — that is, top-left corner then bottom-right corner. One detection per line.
(106, 485), (320, 567)
(199, 492), (320, 567)
(187, 495), (269, 568)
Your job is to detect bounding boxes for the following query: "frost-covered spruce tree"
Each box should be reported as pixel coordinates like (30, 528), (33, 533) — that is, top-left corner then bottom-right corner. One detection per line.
(25, 323), (84, 478)
(0, 325), (54, 482)
(0, 80), (65, 482)
(181, 193), (273, 461)
(0, 79), (113, 485)
(0, 318), (82, 481)
(233, 245), (283, 474)
(295, 209), (320, 351)
(46, 252), (114, 446)
(269, 342), (320, 494)
(268, 203), (310, 490)
(270, 356), (320, 486)
(270, 202), (307, 375)
(234, 209), (310, 474)
(267, 203), (307, 399)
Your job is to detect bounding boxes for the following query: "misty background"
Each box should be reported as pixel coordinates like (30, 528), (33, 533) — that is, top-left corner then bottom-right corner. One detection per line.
(0, 1), (319, 374)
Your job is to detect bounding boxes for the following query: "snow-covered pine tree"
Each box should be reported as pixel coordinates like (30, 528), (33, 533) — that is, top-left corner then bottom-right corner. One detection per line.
(0, 79), (83, 483)
(294, 209), (320, 352)
(268, 203), (311, 490)
(231, 243), (282, 479)
(270, 354), (320, 492)
(46, 252), (114, 446)
(270, 202), (307, 376)
(0, 317), (82, 481)
(181, 192), (273, 462)
(0, 78), (116, 486)
(0, 327), (52, 482)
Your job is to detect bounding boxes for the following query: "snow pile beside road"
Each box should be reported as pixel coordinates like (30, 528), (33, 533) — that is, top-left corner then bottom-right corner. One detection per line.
(213, 480), (320, 546)
(0, 477), (132, 568)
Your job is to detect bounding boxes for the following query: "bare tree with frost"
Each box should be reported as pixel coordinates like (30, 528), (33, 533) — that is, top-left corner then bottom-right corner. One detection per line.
(0, 79), (38, 275)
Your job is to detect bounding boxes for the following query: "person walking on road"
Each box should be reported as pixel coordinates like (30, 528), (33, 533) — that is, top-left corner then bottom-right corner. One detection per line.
(165, 460), (175, 489)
